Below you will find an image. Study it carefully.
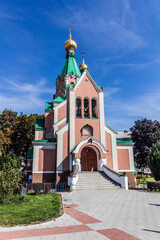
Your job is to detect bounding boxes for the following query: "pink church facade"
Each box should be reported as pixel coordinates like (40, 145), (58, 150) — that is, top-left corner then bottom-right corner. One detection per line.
(29, 33), (135, 188)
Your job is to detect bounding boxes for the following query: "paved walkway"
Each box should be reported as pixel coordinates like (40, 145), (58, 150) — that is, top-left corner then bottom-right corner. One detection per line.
(0, 189), (160, 240)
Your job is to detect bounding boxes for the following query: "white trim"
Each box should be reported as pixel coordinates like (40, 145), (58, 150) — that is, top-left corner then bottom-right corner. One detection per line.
(53, 117), (66, 136)
(99, 91), (106, 146)
(32, 144), (56, 173)
(105, 125), (118, 171)
(72, 137), (108, 154)
(54, 99), (66, 110)
(105, 124), (117, 135)
(33, 142), (56, 148)
(56, 123), (69, 171)
(118, 170), (135, 172)
(69, 89), (75, 170)
(74, 70), (100, 92)
(53, 100), (66, 124)
(35, 131), (39, 140)
(102, 165), (128, 190)
(54, 107), (58, 123)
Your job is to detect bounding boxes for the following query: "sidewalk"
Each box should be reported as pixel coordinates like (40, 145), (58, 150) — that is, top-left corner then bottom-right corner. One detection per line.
(0, 189), (160, 240)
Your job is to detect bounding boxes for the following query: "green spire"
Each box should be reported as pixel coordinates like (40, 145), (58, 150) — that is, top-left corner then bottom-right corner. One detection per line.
(60, 52), (81, 77)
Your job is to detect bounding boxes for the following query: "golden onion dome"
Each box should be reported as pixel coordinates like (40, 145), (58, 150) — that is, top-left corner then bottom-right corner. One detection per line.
(64, 32), (77, 51)
(79, 58), (88, 70)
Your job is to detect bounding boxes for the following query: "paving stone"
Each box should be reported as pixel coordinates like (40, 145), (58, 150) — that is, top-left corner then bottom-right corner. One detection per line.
(1, 189), (160, 240)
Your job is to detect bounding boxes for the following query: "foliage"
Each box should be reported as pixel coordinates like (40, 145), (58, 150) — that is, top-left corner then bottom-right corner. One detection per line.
(147, 141), (160, 181)
(147, 181), (160, 192)
(0, 152), (23, 196)
(130, 118), (160, 168)
(0, 109), (17, 154)
(0, 194), (27, 205)
(0, 109), (44, 165)
(0, 193), (60, 226)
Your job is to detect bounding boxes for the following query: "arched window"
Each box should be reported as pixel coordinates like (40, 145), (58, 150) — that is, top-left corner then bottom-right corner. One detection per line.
(92, 98), (98, 118)
(81, 124), (93, 136)
(84, 98), (90, 118)
(76, 98), (82, 118)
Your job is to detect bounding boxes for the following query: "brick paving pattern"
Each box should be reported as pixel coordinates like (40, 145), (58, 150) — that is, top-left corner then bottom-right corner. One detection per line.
(97, 228), (141, 240)
(0, 189), (160, 239)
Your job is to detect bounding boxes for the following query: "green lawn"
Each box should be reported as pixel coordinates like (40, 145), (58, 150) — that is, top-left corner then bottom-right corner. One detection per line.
(0, 193), (61, 226)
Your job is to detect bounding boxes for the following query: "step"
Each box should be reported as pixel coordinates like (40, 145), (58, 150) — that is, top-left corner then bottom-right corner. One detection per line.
(75, 171), (120, 190)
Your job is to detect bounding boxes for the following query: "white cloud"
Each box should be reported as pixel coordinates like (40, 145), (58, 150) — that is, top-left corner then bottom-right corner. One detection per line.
(104, 87), (121, 98)
(45, 1), (145, 51)
(104, 86), (160, 130)
(0, 77), (55, 114)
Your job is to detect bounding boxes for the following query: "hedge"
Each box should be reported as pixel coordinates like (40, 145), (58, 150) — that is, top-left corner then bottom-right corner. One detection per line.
(147, 181), (160, 191)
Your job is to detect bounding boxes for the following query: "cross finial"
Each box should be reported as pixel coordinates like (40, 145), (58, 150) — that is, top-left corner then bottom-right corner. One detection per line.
(68, 25), (73, 39)
(81, 51), (86, 63)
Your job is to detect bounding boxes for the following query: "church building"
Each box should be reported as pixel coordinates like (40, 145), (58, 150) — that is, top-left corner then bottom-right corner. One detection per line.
(28, 31), (135, 188)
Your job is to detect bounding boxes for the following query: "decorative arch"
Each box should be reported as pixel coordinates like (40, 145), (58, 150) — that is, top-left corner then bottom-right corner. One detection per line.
(81, 124), (93, 136)
(72, 137), (108, 159)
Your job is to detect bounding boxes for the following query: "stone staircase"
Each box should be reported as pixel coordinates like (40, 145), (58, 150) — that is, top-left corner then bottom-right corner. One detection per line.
(75, 171), (121, 190)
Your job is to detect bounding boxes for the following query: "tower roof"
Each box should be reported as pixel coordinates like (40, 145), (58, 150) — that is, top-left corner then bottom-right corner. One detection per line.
(60, 52), (81, 76)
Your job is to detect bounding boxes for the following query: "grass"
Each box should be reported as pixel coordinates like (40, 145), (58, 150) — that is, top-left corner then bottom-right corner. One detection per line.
(0, 193), (61, 226)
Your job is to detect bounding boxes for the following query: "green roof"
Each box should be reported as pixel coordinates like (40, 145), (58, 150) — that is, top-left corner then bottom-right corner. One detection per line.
(33, 138), (57, 143)
(61, 52), (81, 77)
(105, 123), (118, 134)
(116, 140), (134, 144)
(27, 149), (33, 159)
(45, 102), (52, 111)
(134, 167), (138, 174)
(35, 119), (45, 129)
(53, 96), (64, 102)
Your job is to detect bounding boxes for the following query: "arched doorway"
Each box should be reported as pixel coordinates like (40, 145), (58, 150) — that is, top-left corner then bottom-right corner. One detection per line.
(81, 147), (97, 171)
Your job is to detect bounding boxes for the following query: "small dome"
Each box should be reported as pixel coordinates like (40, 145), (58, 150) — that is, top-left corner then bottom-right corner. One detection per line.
(64, 36), (77, 51)
(79, 58), (88, 70)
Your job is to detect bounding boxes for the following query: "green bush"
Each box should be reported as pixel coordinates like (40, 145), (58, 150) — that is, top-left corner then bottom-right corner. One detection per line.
(147, 142), (160, 181)
(0, 194), (29, 205)
(0, 152), (24, 196)
(147, 181), (160, 191)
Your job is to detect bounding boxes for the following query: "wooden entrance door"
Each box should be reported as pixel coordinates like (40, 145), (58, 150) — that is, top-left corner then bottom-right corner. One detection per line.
(81, 147), (97, 171)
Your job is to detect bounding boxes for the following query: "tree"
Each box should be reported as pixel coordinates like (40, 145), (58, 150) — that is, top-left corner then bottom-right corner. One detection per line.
(130, 118), (160, 168)
(0, 152), (23, 196)
(11, 113), (44, 166)
(0, 109), (17, 154)
(0, 109), (44, 166)
(147, 142), (160, 180)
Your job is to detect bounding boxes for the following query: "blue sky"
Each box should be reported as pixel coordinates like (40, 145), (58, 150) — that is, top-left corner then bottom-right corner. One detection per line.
(0, 0), (160, 131)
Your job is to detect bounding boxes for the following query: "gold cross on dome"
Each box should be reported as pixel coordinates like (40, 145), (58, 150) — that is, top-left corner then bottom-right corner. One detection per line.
(68, 25), (73, 39)
(81, 51), (86, 62)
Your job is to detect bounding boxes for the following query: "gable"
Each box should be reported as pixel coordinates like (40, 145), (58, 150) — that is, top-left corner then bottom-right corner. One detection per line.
(75, 70), (100, 93)
(74, 71), (100, 98)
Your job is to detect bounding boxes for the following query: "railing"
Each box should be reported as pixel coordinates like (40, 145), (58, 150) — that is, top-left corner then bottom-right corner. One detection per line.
(68, 163), (80, 190)
(102, 164), (128, 190)
(20, 182), (70, 195)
